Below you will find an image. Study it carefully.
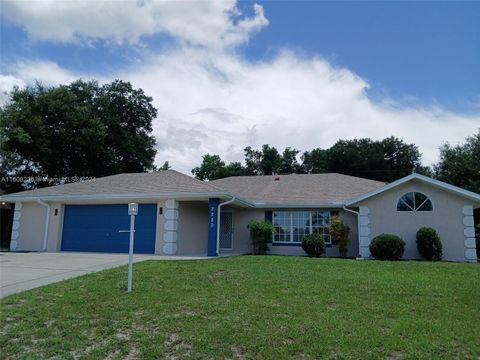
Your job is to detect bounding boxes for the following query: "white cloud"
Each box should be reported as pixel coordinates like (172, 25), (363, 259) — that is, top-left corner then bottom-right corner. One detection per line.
(1, 0), (268, 48)
(7, 60), (81, 86)
(3, 48), (479, 173)
(0, 74), (25, 105)
(1, 1), (478, 173)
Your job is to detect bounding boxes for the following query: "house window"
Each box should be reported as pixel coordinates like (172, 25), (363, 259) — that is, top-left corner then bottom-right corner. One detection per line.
(272, 211), (331, 244)
(397, 192), (432, 211)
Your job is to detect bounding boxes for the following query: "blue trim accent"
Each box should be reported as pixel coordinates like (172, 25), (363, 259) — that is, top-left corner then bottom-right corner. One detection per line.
(265, 211), (272, 223)
(272, 242), (302, 247)
(272, 242), (333, 248)
(208, 198), (219, 257)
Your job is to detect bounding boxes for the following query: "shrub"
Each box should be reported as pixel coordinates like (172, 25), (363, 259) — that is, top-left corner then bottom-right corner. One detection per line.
(416, 227), (443, 261)
(329, 215), (350, 257)
(248, 220), (275, 255)
(301, 234), (326, 257)
(369, 234), (405, 260)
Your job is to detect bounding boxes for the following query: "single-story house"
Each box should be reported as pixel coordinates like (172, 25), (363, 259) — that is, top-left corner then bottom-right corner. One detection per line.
(1, 170), (478, 262)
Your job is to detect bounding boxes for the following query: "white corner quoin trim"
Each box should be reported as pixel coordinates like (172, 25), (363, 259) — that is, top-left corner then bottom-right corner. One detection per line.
(163, 199), (179, 255)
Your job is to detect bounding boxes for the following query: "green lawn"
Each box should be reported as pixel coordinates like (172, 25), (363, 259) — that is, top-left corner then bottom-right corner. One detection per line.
(1, 256), (479, 359)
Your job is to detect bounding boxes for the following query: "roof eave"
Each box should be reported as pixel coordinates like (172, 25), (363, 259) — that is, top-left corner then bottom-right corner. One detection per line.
(0, 191), (254, 206)
(251, 201), (346, 209)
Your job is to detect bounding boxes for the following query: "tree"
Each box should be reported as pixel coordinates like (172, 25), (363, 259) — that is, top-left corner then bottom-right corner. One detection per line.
(434, 130), (480, 193)
(192, 155), (246, 181)
(159, 161), (171, 170)
(280, 147), (302, 174)
(191, 154), (226, 181)
(0, 80), (157, 193)
(244, 144), (282, 175)
(324, 137), (423, 182)
(301, 148), (328, 174)
(224, 162), (246, 177)
(244, 146), (263, 175)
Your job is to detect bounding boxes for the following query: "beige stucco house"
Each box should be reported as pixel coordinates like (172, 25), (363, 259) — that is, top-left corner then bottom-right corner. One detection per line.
(1, 170), (478, 262)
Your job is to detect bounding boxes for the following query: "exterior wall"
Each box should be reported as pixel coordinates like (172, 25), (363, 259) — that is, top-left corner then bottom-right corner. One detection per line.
(46, 203), (64, 251)
(267, 209), (358, 257)
(154, 200), (166, 255)
(360, 180), (478, 262)
(222, 207), (263, 254)
(175, 201), (209, 255)
(11, 202), (46, 251)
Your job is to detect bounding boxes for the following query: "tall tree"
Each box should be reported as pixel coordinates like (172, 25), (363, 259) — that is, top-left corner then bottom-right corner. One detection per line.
(244, 146), (263, 175)
(434, 130), (480, 193)
(244, 144), (283, 175)
(0, 80), (157, 192)
(280, 147), (302, 174)
(324, 137), (423, 182)
(192, 155), (246, 181)
(259, 144), (282, 175)
(191, 154), (226, 181)
(301, 148), (328, 174)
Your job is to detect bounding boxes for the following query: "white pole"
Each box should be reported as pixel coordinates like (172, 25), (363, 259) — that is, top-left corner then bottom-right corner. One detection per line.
(127, 214), (135, 293)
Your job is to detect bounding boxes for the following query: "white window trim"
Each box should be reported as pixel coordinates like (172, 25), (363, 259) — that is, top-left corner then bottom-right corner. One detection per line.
(397, 192), (433, 212)
(272, 211), (332, 245)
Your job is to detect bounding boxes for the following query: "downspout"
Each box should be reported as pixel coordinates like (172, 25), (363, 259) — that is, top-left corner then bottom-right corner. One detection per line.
(343, 204), (361, 258)
(37, 199), (51, 251)
(216, 196), (236, 255)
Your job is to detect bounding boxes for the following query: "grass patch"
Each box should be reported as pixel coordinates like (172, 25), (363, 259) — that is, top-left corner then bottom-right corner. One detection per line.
(1, 256), (479, 359)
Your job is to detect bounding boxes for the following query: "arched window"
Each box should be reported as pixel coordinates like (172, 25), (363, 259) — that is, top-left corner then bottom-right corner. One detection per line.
(397, 192), (432, 211)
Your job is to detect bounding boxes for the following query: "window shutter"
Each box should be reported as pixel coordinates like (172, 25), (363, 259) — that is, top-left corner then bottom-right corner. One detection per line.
(265, 211), (273, 223)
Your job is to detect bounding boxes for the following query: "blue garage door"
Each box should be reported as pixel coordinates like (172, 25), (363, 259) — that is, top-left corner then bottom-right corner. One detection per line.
(61, 204), (157, 254)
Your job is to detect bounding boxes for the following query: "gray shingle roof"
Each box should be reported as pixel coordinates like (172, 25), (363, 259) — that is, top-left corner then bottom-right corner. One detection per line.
(2, 170), (222, 199)
(2, 170), (386, 205)
(210, 173), (386, 204)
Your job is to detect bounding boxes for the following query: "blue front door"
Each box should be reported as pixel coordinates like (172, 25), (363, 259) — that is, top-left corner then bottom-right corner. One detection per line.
(61, 204), (157, 254)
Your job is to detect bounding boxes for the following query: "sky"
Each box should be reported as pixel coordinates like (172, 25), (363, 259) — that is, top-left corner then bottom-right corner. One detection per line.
(1, 0), (479, 173)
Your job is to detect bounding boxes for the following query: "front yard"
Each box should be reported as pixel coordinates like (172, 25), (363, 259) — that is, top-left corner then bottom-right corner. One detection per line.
(1, 256), (479, 359)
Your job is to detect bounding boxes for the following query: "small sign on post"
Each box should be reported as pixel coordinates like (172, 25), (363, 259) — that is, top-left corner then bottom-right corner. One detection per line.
(119, 203), (138, 293)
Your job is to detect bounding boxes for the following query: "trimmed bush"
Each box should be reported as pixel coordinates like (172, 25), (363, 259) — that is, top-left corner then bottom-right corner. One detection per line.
(248, 220), (275, 255)
(416, 227), (443, 261)
(369, 234), (405, 260)
(301, 234), (326, 257)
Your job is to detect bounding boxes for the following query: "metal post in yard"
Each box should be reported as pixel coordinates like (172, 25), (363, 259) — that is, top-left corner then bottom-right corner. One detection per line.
(119, 203), (138, 293)
(127, 211), (135, 292)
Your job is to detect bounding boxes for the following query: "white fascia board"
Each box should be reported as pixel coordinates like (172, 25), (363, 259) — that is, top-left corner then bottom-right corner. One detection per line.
(345, 173), (480, 206)
(0, 191), (254, 207)
(252, 202), (345, 209)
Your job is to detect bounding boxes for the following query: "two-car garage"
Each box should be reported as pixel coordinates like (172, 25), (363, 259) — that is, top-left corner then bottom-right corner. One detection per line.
(61, 204), (157, 254)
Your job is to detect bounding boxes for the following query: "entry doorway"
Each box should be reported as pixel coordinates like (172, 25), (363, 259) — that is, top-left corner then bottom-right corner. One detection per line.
(219, 211), (233, 250)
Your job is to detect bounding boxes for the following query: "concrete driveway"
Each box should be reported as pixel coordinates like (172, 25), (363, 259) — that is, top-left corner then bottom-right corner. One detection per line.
(0, 252), (209, 298)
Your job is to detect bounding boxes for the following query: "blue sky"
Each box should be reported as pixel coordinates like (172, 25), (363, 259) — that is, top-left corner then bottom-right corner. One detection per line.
(1, 1), (479, 171)
(3, 1), (479, 112)
(241, 1), (480, 112)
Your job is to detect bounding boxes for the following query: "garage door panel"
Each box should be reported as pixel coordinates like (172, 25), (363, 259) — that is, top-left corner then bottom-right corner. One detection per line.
(61, 204), (157, 254)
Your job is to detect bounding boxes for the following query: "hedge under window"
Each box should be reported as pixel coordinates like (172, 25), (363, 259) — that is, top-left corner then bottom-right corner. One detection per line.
(397, 192), (432, 211)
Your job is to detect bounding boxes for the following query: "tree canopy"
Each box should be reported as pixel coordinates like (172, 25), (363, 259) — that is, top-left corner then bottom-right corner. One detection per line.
(0, 80), (157, 192)
(192, 137), (424, 182)
(434, 130), (480, 193)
